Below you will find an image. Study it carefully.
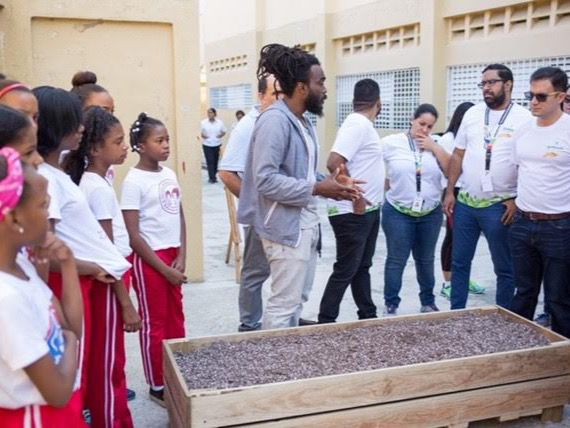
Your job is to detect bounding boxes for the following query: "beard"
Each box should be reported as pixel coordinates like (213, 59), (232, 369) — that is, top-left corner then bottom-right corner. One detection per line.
(305, 91), (326, 117)
(484, 90), (506, 109)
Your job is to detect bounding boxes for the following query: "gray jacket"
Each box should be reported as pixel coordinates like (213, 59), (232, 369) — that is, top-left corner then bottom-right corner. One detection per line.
(237, 99), (318, 247)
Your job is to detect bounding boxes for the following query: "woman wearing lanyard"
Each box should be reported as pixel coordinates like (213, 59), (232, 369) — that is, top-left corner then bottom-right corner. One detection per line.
(382, 104), (450, 316)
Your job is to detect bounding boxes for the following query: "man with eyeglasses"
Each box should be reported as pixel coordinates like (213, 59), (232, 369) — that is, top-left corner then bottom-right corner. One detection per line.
(508, 67), (570, 338)
(444, 64), (531, 311)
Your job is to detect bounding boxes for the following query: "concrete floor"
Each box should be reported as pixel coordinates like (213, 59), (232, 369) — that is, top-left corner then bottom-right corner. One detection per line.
(126, 170), (569, 427)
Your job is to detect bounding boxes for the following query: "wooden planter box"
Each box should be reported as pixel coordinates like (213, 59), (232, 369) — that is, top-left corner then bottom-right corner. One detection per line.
(164, 306), (570, 427)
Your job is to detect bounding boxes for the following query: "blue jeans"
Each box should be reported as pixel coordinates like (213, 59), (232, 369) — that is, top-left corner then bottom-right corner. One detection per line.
(382, 203), (443, 307)
(450, 201), (515, 309)
(509, 212), (570, 338)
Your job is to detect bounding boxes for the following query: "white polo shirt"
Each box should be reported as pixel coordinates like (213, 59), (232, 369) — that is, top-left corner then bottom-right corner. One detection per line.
(454, 102), (531, 208)
(219, 107), (260, 175)
(201, 118), (226, 147)
(513, 113), (570, 214)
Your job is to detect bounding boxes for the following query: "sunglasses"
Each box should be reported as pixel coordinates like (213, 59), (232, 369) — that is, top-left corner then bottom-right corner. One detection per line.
(524, 91), (562, 102)
(477, 79), (504, 89)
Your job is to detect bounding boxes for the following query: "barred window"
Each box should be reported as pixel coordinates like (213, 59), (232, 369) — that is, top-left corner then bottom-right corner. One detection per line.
(209, 84), (253, 110)
(336, 68), (420, 129)
(447, 56), (570, 121)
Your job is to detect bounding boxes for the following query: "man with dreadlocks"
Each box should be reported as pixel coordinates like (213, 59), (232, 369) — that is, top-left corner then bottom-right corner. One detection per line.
(238, 44), (363, 329)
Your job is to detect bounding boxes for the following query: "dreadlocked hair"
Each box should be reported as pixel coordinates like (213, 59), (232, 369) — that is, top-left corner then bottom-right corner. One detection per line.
(129, 112), (163, 153)
(62, 106), (120, 184)
(256, 44), (320, 98)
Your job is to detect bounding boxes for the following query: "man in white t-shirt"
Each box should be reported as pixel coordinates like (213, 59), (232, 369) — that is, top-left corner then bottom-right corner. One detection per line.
(508, 67), (570, 338)
(218, 75), (280, 332)
(200, 108), (226, 183)
(318, 78), (384, 323)
(443, 64), (532, 310)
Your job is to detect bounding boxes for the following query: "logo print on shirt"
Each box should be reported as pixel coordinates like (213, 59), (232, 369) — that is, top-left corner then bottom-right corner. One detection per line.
(46, 305), (65, 364)
(159, 179), (181, 214)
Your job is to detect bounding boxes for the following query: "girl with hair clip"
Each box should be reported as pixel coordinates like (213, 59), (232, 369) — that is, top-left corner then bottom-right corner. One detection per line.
(121, 112), (186, 407)
(0, 148), (86, 426)
(0, 78), (39, 124)
(33, 86), (131, 422)
(63, 106), (139, 428)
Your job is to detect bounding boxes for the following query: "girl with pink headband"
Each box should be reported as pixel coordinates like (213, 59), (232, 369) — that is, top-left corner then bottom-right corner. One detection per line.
(0, 147), (86, 426)
(0, 79), (39, 124)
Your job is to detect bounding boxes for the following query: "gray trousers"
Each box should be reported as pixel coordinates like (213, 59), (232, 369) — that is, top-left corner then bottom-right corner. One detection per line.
(238, 226), (270, 330)
(261, 226), (319, 329)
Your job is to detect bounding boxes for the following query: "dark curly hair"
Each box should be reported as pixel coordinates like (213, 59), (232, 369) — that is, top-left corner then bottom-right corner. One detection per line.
(129, 112), (164, 153)
(62, 106), (120, 184)
(256, 44), (320, 98)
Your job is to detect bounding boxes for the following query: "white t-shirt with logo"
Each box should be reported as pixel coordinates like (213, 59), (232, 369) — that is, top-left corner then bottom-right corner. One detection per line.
(0, 261), (66, 408)
(383, 133), (444, 216)
(201, 118), (227, 147)
(327, 112), (385, 216)
(513, 113), (570, 214)
(120, 166), (182, 250)
(454, 102), (531, 208)
(79, 172), (132, 258)
(38, 164), (131, 280)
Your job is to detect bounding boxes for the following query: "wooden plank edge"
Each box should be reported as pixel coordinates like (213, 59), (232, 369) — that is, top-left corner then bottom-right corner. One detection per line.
(496, 306), (569, 342)
(235, 375), (570, 428)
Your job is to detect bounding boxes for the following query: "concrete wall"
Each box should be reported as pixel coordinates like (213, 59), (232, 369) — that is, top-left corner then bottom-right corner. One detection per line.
(0, 0), (205, 281)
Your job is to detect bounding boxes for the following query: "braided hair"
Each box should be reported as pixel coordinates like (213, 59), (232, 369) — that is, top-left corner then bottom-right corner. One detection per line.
(129, 112), (164, 153)
(62, 106), (120, 184)
(256, 44), (320, 98)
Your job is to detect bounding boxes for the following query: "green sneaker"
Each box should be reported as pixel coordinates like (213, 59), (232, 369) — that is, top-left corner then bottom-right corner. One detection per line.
(440, 283), (451, 300)
(468, 280), (486, 294)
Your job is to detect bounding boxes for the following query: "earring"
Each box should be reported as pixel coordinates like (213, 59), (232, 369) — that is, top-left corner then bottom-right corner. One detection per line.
(17, 225), (24, 234)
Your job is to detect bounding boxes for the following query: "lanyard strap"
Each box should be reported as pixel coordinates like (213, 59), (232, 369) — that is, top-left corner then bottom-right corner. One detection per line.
(483, 103), (513, 171)
(407, 133), (423, 194)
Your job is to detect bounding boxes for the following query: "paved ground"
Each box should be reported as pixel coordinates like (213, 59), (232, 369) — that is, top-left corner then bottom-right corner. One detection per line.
(126, 171), (568, 427)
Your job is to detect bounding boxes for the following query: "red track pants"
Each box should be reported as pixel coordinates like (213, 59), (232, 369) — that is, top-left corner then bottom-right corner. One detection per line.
(130, 248), (185, 388)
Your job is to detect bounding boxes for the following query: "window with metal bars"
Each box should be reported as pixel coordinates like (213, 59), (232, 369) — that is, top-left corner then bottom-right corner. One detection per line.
(336, 68), (420, 129)
(446, 56), (570, 121)
(209, 84), (253, 110)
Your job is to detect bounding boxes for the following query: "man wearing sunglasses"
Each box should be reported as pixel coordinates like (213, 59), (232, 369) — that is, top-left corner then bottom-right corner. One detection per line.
(443, 64), (531, 311)
(509, 67), (570, 338)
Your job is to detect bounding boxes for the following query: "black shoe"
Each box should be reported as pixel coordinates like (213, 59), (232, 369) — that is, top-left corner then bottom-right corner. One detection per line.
(420, 304), (440, 313)
(127, 388), (136, 401)
(238, 323), (261, 332)
(299, 318), (317, 326)
(383, 304), (398, 316)
(149, 388), (166, 408)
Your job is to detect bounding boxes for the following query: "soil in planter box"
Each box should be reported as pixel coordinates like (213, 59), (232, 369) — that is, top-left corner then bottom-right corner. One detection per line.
(174, 313), (551, 391)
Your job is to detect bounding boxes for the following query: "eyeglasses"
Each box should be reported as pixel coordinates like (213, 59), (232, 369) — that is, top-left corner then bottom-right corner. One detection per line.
(477, 79), (504, 89)
(524, 91), (561, 102)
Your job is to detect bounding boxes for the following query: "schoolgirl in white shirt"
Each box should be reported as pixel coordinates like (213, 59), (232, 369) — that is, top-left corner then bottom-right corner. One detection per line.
(33, 86), (131, 420)
(381, 104), (450, 316)
(0, 148), (86, 426)
(63, 106), (140, 428)
(121, 112), (187, 406)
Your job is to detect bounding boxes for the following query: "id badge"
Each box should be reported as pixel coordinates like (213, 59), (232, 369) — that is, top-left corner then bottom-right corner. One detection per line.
(481, 172), (494, 192)
(411, 195), (424, 213)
